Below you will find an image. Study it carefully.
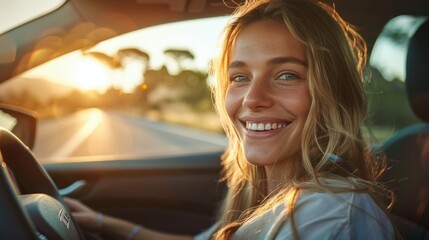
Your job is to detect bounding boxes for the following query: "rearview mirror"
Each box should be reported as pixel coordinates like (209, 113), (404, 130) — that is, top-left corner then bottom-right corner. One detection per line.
(0, 104), (37, 149)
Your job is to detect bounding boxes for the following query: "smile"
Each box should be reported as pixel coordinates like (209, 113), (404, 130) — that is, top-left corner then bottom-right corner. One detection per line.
(245, 122), (288, 131)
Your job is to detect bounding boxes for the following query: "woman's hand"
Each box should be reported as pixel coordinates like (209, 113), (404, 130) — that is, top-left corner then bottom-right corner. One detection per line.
(64, 198), (193, 240)
(64, 197), (102, 232)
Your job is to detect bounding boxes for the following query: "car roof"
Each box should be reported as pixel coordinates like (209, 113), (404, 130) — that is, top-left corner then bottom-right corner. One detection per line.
(0, 0), (428, 83)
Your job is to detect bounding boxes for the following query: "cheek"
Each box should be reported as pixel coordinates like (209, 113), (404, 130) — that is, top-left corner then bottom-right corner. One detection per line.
(301, 92), (312, 118)
(291, 88), (311, 119)
(296, 97), (311, 119)
(225, 88), (242, 121)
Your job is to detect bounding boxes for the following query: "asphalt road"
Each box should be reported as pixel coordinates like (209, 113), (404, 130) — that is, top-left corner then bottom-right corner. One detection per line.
(32, 108), (227, 163)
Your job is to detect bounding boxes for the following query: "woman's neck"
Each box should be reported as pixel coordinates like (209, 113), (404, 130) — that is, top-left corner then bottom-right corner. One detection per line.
(264, 159), (296, 193)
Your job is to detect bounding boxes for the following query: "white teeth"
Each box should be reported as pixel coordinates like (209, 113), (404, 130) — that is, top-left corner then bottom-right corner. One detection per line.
(245, 122), (287, 131)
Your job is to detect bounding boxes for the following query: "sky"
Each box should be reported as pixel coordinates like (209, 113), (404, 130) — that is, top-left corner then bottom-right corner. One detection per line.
(0, 0), (229, 93)
(369, 15), (427, 81)
(18, 16), (230, 93)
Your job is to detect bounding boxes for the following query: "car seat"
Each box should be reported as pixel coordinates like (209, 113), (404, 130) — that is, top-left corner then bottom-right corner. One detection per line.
(380, 19), (429, 239)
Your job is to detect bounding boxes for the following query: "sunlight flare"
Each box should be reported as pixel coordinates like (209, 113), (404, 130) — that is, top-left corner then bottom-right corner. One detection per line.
(73, 57), (112, 92)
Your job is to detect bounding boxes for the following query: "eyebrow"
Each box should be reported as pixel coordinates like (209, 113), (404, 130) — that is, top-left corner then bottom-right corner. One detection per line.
(228, 56), (307, 70)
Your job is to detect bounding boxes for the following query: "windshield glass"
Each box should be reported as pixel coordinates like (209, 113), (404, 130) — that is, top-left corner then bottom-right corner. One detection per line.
(0, 17), (229, 163)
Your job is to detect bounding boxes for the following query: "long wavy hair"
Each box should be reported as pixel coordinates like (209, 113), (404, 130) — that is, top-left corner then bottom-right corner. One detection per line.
(211, 0), (390, 239)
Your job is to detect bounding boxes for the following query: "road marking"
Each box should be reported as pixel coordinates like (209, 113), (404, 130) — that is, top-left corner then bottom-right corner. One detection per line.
(49, 109), (102, 160)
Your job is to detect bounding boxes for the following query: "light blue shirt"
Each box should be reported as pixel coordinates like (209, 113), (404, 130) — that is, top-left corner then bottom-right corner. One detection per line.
(195, 181), (394, 239)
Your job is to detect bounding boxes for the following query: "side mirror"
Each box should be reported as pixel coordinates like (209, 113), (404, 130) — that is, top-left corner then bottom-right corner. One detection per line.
(0, 104), (37, 149)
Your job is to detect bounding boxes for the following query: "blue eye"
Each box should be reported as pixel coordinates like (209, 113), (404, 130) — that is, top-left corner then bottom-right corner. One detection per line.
(230, 75), (249, 83)
(277, 72), (299, 81)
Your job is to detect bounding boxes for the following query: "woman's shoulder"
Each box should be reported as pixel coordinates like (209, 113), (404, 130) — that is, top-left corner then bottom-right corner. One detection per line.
(295, 188), (376, 222)
(296, 178), (375, 209)
(294, 179), (387, 226)
(274, 179), (395, 239)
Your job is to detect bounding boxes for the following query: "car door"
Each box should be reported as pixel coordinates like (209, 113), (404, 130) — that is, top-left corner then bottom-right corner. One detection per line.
(46, 152), (226, 235)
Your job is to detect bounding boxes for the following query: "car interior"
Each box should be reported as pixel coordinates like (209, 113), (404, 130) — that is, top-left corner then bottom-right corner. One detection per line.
(0, 0), (428, 239)
(380, 19), (429, 239)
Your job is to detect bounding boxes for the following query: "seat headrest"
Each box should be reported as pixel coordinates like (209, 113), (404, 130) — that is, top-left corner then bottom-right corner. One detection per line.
(406, 19), (429, 122)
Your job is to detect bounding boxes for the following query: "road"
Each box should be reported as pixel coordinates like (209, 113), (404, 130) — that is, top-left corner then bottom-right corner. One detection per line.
(32, 108), (227, 163)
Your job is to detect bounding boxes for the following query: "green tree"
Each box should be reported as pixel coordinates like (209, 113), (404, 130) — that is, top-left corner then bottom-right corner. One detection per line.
(366, 67), (420, 130)
(163, 49), (195, 72)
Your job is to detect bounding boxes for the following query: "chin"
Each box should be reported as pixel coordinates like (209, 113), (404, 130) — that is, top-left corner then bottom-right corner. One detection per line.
(244, 152), (280, 167)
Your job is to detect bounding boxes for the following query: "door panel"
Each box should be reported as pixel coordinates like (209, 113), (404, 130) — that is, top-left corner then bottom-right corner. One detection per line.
(44, 151), (226, 235)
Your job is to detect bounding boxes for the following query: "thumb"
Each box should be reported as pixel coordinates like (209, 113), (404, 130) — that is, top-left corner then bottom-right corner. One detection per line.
(72, 211), (102, 231)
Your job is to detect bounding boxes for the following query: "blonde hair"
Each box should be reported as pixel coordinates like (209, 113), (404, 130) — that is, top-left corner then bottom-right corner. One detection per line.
(211, 0), (389, 239)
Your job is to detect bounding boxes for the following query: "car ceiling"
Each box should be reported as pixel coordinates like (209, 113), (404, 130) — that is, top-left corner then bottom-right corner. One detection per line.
(0, 0), (428, 84)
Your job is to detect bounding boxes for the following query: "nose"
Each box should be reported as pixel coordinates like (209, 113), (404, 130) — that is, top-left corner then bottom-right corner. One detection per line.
(242, 78), (274, 110)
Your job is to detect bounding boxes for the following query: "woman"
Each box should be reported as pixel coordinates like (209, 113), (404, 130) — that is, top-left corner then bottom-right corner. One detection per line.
(66, 0), (396, 239)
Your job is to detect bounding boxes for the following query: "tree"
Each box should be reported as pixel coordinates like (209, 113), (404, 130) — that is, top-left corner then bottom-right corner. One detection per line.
(84, 48), (150, 69)
(163, 49), (194, 72)
(83, 52), (121, 68)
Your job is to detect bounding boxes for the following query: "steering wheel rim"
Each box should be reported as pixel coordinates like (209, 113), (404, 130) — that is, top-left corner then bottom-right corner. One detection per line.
(0, 128), (85, 240)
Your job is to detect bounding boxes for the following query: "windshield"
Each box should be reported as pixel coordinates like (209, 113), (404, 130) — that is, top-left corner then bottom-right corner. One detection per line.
(0, 17), (229, 163)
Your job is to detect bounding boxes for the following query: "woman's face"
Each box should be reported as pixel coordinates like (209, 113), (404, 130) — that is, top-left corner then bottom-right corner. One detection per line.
(226, 19), (311, 167)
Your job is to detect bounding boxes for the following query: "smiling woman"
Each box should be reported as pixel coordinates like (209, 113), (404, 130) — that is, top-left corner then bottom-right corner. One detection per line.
(62, 0), (397, 239)
(225, 19), (310, 169)
(1, 0), (427, 239)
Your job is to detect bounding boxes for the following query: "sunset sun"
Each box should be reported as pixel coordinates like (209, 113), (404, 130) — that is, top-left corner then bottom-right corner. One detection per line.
(73, 57), (112, 92)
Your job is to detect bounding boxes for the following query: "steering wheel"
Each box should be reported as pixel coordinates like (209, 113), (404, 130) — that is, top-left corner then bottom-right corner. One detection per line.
(0, 128), (85, 239)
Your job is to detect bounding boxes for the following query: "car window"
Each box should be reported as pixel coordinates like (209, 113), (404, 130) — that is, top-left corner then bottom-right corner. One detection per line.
(0, 16), (229, 163)
(0, 0), (65, 34)
(367, 15), (427, 142)
(0, 110), (17, 131)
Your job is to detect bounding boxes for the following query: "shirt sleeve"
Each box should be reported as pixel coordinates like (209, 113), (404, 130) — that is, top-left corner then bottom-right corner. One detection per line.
(343, 194), (395, 240)
(274, 191), (395, 240)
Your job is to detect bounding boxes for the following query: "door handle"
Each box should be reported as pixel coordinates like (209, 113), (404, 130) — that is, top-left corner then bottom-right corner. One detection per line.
(59, 180), (87, 197)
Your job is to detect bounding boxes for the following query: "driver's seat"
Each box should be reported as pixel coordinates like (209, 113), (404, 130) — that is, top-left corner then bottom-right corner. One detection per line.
(380, 19), (429, 239)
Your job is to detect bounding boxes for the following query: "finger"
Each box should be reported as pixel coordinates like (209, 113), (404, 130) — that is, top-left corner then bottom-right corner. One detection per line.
(64, 197), (81, 211)
(72, 212), (100, 231)
(64, 197), (93, 212)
